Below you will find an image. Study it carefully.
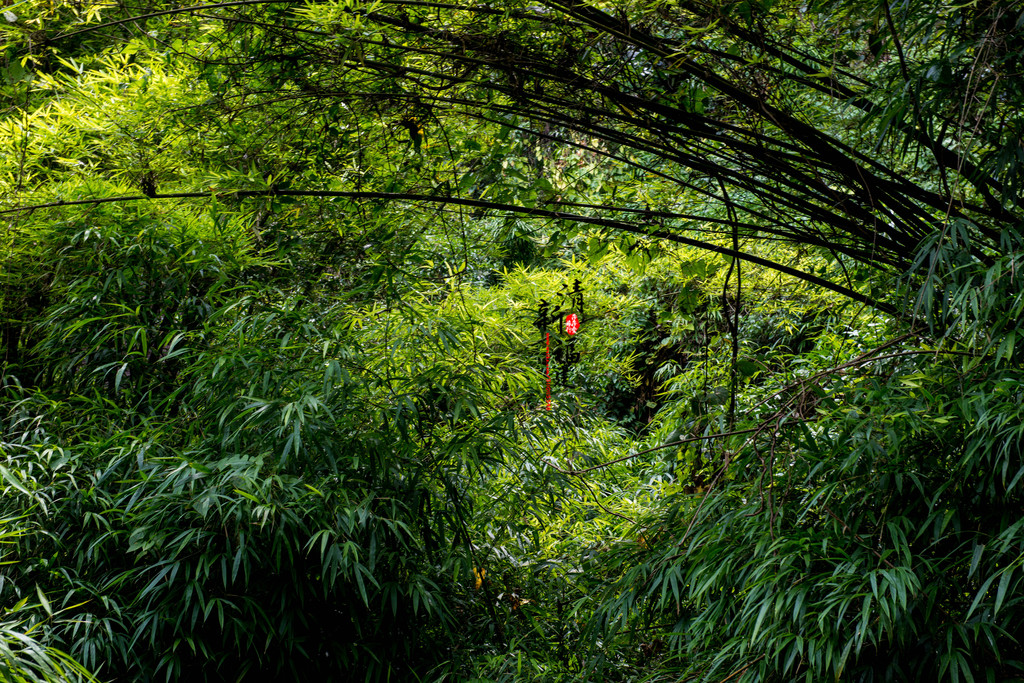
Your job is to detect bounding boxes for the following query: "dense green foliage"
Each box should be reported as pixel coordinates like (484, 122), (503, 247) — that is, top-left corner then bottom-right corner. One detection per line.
(1, 0), (1023, 681)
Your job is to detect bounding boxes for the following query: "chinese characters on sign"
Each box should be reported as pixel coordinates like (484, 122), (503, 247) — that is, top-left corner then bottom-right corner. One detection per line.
(533, 280), (584, 410)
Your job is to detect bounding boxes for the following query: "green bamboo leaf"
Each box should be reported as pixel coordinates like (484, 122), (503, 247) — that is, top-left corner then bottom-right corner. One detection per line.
(967, 574), (997, 619)
(751, 599), (771, 641)
(0, 466), (31, 496)
(233, 489), (261, 504)
(994, 569), (1013, 615)
(969, 543), (984, 578)
(35, 585), (52, 616)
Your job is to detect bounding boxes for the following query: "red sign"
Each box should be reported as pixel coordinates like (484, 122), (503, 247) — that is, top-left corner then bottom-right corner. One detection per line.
(565, 313), (580, 335)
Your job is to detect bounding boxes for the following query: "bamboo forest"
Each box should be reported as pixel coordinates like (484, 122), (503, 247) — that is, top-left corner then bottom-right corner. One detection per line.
(1, 0), (1023, 680)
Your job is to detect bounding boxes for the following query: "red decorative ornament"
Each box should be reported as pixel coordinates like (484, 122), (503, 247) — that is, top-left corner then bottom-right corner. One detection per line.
(565, 313), (580, 336)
